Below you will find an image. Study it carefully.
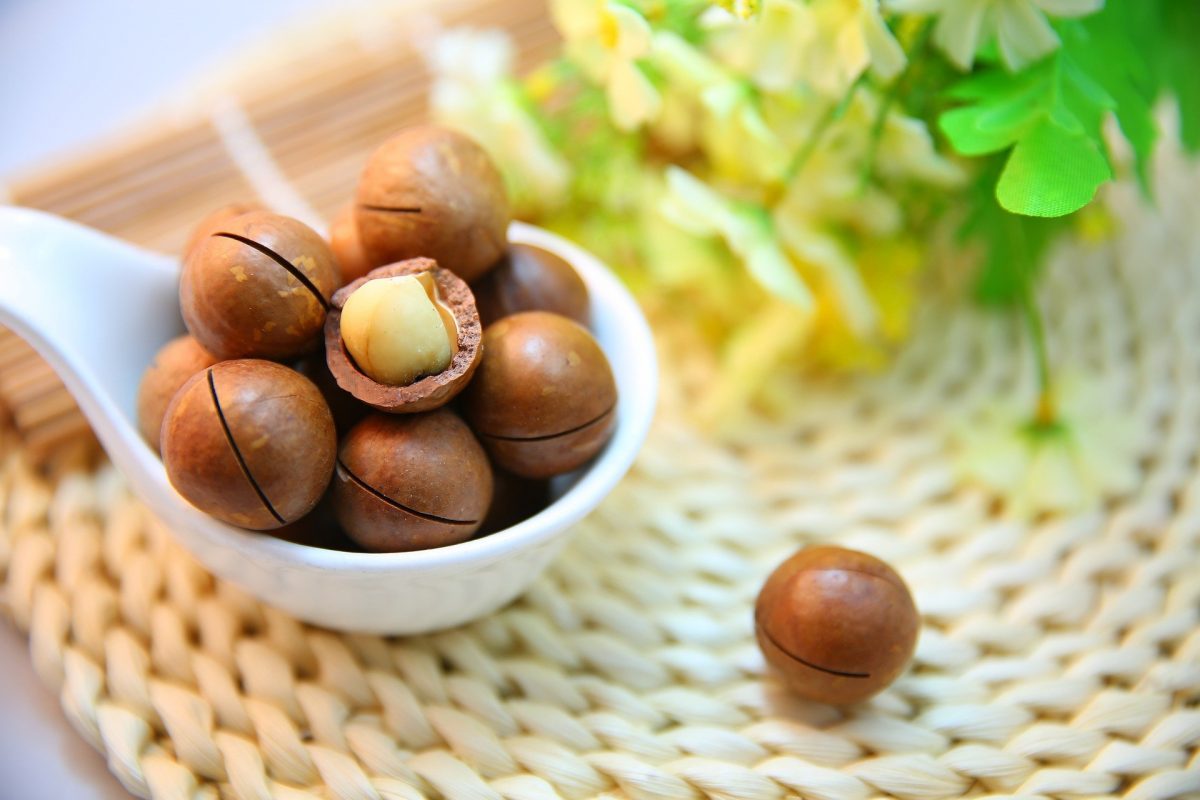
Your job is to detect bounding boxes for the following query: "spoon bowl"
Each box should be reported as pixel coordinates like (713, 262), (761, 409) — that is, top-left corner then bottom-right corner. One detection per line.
(0, 205), (657, 633)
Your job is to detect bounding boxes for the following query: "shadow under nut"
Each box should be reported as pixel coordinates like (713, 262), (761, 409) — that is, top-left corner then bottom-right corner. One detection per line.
(160, 361), (336, 530)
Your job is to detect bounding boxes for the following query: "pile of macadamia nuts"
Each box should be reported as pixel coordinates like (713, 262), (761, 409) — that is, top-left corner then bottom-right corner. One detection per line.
(138, 125), (616, 553)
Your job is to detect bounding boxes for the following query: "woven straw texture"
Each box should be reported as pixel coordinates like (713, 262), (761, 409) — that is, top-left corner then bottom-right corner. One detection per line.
(3, 3), (1200, 799)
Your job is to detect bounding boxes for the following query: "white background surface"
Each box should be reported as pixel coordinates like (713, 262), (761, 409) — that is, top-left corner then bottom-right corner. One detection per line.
(0, 0), (329, 181)
(0, 1), (329, 795)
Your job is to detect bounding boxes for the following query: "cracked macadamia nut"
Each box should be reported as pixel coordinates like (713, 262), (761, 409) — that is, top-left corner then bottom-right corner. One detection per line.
(473, 243), (589, 327)
(332, 410), (493, 552)
(340, 273), (458, 386)
(355, 125), (510, 283)
(137, 335), (219, 454)
(181, 211), (339, 360)
(755, 546), (918, 705)
(161, 360), (336, 531)
(464, 311), (617, 479)
(326, 259), (482, 414)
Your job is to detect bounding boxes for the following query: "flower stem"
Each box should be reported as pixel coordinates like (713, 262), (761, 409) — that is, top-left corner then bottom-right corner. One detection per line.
(781, 78), (862, 185)
(858, 19), (935, 191)
(1013, 231), (1056, 428)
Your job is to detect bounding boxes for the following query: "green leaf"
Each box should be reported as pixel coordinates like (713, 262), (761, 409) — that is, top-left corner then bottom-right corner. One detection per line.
(939, 49), (1114, 218)
(997, 119), (1111, 217)
(1060, 11), (1157, 190)
(1159, 0), (1200, 153)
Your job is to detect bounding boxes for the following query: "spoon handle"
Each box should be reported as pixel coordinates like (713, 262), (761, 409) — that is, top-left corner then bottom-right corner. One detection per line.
(0, 205), (181, 404)
(0, 206), (183, 464)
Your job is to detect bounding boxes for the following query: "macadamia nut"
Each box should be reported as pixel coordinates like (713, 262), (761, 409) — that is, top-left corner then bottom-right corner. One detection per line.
(161, 360), (336, 530)
(340, 274), (458, 386)
(755, 546), (918, 705)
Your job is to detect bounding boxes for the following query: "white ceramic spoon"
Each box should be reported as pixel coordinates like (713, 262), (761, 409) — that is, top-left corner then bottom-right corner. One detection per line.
(0, 205), (657, 633)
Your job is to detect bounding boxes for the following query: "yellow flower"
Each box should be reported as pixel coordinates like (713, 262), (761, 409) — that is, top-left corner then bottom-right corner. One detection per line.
(661, 166), (815, 309)
(648, 31), (727, 155)
(700, 83), (791, 184)
(695, 299), (813, 432)
(712, 0), (763, 20)
(427, 29), (570, 216)
(798, 0), (907, 95)
(551, 0), (661, 130)
(653, 32), (788, 182)
(884, 0), (1103, 70)
(703, 0), (809, 92)
(803, 237), (921, 369)
(706, 0), (905, 96)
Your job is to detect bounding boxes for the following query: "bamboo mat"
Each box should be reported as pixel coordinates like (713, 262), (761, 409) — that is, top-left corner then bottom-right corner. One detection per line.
(1, 2), (1199, 799)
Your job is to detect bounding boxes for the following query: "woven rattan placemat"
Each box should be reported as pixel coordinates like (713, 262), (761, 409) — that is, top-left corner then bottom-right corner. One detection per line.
(2, 3), (1198, 798)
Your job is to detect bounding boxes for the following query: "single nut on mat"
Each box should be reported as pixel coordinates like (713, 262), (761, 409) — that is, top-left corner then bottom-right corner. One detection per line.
(332, 410), (493, 552)
(355, 125), (510, 283)
(160, 359), (336, 531)
(755, 546), (918, 706)
(329, 203), (372, 284)
(464, 311), (617, 479)
(325, 259), (482, 413)
(472, 243), (590, 327)
(137, 335), (219, 454)
(181, 211), (339, 360)
(183, 201), (263, 258)
(340, 273), (458, 386)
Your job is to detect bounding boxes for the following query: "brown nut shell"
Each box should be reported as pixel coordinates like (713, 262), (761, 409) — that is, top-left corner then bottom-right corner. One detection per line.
(464, 311), (617, 479)
(355, 125), (510, 283)
(183, 201), (263, 257)
(472, 243), (590, 327)
(754, 546), (919, 705)
(325, 258), (482, 413)
(181, 211), (339, 360)
(137, 335), (219, 453)
(161, 360), (336, 530)
(329, 203), (373, 284)
(333, 411), (493, 552)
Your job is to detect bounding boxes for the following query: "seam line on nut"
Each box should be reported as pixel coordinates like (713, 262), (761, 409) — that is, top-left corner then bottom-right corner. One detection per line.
(214, 232), (331, 310)
(208, 369), (286, 526)
(337, 460), (477, 525)
(481, 405), (615, 443)
(358, 204), (423, 214)
(756, 622), (871, 679)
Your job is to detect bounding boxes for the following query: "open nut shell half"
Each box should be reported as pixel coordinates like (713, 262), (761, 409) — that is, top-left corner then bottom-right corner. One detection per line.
(325, 258), (483, 413)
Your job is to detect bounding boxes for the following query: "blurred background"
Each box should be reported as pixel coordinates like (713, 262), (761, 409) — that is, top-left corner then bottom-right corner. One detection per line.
(0, 0), (329, 180)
